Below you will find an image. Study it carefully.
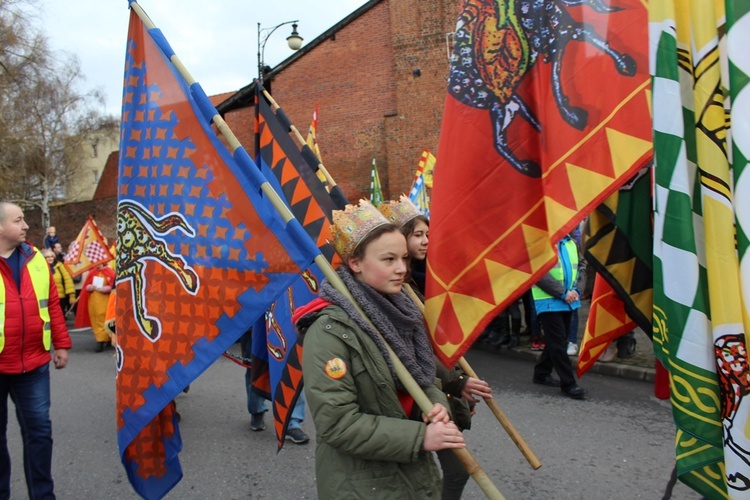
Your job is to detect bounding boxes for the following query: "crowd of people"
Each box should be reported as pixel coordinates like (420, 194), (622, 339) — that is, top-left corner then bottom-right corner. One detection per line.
(0, 203), (123, 499)
(0, 197), (639, 499)
(294, 196), (612, 496)
(42, 225), (116, 353)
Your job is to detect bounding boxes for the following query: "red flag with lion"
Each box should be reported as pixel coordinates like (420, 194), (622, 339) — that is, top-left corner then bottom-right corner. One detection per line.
(425, 0), (652, 366)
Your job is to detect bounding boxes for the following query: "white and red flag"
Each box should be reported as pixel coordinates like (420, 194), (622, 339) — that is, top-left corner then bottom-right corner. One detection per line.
(63, 216), (114, 277)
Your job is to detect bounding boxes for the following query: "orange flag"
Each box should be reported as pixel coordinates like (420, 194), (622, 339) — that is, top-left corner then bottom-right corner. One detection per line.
(577, 275), (636, 377)
(424, 0), (651, 366)
(63, 216), (114, 278)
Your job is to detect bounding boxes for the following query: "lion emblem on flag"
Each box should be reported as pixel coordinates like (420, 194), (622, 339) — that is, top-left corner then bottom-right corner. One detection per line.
(117, 200), (199, 341)
(715, 334), (750, 490)
(448, 0), (637, 178)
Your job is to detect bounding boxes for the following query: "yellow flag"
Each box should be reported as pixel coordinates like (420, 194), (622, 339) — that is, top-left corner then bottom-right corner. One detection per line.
(422, 151), (436, 188)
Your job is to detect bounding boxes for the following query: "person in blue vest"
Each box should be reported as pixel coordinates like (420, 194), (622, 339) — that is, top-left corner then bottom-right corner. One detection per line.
(0, 202), (72, 499)
(531, 234), (587, 400)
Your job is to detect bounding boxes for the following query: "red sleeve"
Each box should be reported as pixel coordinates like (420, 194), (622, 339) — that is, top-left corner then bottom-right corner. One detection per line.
(48, 270), (72, 350)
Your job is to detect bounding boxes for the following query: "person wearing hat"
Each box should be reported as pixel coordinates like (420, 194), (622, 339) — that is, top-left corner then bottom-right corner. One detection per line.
(295, 200), (464, 498)
(380, 196), (492, 499)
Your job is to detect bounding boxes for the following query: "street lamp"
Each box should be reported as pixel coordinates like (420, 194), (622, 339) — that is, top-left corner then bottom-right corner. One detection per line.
(257, 21), (303, 84)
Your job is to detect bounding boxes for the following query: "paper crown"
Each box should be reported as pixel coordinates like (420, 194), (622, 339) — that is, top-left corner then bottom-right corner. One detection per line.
(330, 200), (391, 260)
(378, 195), (422, 228)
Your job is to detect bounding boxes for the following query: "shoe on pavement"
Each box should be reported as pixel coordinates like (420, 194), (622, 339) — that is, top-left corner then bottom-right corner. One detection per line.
(567, 342), (578, 356)
(285, 427), (310, 444)
(532, 375), (561, 387)
(599, 343), (618, 362)
(530, 339), (545, 351)
(250, 412), (265, 431)
(490, 333), (510, 348)
(561, 385), (587, 400)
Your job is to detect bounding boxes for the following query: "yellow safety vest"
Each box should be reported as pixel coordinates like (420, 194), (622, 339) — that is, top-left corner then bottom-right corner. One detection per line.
(532, 238), (579, 301)
(0, 248), (52, 353)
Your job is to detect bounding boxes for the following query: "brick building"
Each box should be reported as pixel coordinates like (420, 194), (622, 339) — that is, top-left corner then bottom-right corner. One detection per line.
(217, 0), (460, 199)
(29, 0), (460, 245)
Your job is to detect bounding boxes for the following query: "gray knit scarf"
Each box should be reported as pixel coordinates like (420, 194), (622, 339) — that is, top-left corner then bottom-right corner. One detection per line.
(320, 267), (436, 390)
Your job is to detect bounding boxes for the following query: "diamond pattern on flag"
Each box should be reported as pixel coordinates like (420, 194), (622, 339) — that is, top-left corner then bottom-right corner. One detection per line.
(63, 217), (113, 278)
(64, 241), (81, 264)
(84, 241), (108, 263)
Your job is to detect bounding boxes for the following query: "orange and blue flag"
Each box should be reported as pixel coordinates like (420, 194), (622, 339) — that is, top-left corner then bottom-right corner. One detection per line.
(116, 4), (319, 498)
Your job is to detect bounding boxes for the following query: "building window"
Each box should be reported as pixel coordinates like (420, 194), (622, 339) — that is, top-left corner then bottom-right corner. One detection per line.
(93, 170), (99, 183)
(446, 32), (455, 60)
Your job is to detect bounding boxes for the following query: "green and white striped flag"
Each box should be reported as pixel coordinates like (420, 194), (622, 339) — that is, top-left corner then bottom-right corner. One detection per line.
(370, 157), (384, 207)
(651, 1), (750, 498)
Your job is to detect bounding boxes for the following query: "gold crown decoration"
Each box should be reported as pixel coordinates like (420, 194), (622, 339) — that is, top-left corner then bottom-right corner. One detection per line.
(330, 199), (392, 260)
(378, 195), (423, 228)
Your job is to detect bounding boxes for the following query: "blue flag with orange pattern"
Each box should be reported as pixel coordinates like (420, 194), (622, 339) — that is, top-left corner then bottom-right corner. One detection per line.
(116, 4), (319, 498)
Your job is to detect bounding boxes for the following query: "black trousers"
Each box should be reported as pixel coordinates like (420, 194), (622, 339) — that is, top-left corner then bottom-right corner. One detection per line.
(533, 310), (577, 390)
(436, 448), (470, 500)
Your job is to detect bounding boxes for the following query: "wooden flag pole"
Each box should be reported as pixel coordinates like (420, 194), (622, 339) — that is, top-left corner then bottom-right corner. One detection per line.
(404, 285), (542, 470)
(456, 358), (542, 470)
(130, 3), (504, 497)
(262, 89), (338, 190)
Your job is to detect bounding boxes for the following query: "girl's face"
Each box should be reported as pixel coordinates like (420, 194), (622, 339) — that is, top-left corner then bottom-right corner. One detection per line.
(407, 220), (429, 261)
(348, 230), (408, 294)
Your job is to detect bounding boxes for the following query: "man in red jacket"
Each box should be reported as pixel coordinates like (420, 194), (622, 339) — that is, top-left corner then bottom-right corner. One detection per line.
(0, 202), (71, 499)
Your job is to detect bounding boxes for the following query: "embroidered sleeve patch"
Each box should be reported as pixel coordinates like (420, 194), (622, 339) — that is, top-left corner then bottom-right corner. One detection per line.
(324, 358), (347, 380)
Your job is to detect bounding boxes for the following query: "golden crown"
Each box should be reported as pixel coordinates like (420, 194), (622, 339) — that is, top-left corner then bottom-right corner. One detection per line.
(330, 200), (391, 260)
(378, 195), (422, 228)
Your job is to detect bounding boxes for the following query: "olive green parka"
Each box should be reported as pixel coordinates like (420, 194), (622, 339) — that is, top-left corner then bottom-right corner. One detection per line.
(299, 304), (444, 499)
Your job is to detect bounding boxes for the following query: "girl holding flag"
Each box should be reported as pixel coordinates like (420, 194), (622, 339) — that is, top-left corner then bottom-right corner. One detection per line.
(380, 196), (492, 499)
(295, 200), (464, 498)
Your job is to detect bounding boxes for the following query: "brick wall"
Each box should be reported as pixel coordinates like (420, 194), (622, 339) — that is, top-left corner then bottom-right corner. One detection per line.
(25, 197), (118, 249)
(222, 0), (460, 200)
(386, 0), (459, 195)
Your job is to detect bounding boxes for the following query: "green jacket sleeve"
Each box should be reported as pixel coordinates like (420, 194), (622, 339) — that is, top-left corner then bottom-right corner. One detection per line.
(303, 315), (428, 464)
(435, 362), (468, 398)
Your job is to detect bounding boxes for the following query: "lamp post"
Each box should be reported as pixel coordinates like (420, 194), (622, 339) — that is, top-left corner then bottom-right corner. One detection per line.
(257, 21), (303, 84)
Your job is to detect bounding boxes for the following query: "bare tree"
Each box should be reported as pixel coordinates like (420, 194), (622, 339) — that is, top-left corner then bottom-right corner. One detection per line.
(0, 0), (116, 228)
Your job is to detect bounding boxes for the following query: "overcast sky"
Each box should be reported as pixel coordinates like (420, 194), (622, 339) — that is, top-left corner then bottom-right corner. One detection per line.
(35, 0), (368, 116)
